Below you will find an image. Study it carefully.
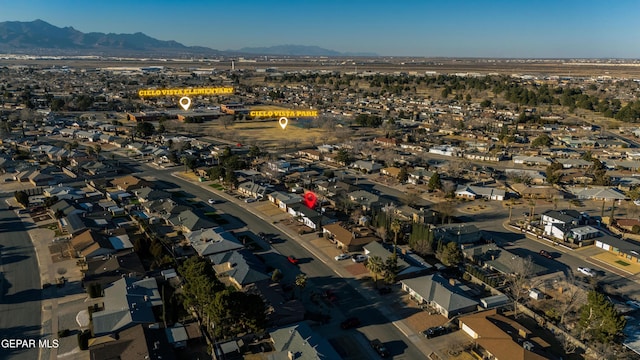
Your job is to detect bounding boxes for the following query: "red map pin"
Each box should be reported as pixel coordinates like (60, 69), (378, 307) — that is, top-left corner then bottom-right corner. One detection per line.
(304, 192), (317, 209)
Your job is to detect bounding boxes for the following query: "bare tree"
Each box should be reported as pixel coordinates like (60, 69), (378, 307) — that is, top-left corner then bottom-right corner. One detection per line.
(504, 255), (536, 318)
(433, 201), (456, 224)
(556, 273), (586, 326)
(376, 227), (388, 242)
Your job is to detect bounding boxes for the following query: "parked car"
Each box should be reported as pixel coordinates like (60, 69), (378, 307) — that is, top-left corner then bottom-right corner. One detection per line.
(207, 198), (217, 204)
(577, 266), (596, 277)
(352, 254), (368, 263)
(287, 256), (299, 265)
(421, 326), (448, 339)
(340, 317), (360, 329)
(245, 197), (256, 203)
(335, 253), (351, 261)
(370, 339), (389, 357)
(538, 250), (553, 259)
(325, 289), (338, 302)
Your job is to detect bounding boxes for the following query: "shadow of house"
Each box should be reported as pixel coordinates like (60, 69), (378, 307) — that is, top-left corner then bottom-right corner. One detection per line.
(92, 277), (162, 336)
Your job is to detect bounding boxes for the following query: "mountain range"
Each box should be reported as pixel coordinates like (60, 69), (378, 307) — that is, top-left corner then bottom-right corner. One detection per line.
(0, 20), (375, 57)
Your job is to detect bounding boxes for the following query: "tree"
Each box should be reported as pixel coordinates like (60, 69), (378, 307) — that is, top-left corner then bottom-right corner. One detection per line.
(136, 121), (155, 137)
(578, 290), (626, 343)
(14, 190), (29, 208)
(221, 115), (234, 130)
(409, 223), (434, 256)
(390, 218), (402, 255)
(383, 254), (399, 284)
(335, 148), (352, 165)
(545, 162), (563, 185)
(295, 273), (307, 299)
(531, 134), (552, 148)
(427, 172), (442, 191)
(504, 255), (536, 318)
(366, 255), (384, 287)
(437, 242), (462, 266)
(397, 166), (409, 183)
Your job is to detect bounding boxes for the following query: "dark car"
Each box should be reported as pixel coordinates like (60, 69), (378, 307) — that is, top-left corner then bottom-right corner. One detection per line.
(421, 326), (448, 339)
(378, 287), (392, 295)
(340, 317), (360, 329)
(325, 289), (338, 302)
(370, 339), (389, 357)
(287, 256), (299, 265)
(539, 250), (553, 259)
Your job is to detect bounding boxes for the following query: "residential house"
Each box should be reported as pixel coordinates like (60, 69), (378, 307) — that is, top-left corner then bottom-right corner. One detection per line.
(455, 185), (505, 201)
(363, 241), (428, 279)
(49, 199), (85, 218)
(510, 184), (565, 200)
(63, 213), (88, 236)
(82, 251), (145, 289)
(458, 309), (551, 360)
(89, 324), (177, 360)
(347, 190), (380, 212)
(322, 223), (376, 252)
(133, 187), (171, 203)
(595, 236), (640, 265)
(541, 210), (585, 240)
(429, 145), (459, 157)
(92, 277), (162, 336)
(352, 160), (383, 174)
(167, 210), (217, 234)
(408, 168), (434, 185)
(401, 274), (478, 318)
(70, 229), (117, 259)
(267, 191), (302, 211)
(185, 228), (244, 257)
(373, 137), (398, 147)
(268, 322), (342, 360)
(568, 186), (627, 202)
(433, 224), (484, 246)
(110, 175), (151, 192)
(209, 249), (270, 290)
(238, 181), (269, 199)
(44, 185), (86, 201)
(505, 169), (547, 185)
(512, 156), (551, 166)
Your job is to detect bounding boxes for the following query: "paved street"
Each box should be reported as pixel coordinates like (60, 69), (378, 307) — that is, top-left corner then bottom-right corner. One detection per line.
(0, 200), (42, 360)
(131, 163), (432, 359)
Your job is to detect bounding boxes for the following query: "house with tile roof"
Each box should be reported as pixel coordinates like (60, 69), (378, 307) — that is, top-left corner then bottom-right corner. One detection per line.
(458, 309), (551, 360)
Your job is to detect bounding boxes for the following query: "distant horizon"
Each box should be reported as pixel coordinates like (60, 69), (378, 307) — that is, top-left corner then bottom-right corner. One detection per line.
(1, 0), (639, 58)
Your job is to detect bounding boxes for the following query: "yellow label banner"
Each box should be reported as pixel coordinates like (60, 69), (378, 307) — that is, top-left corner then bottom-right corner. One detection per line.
(249, 110), (318, 118)
(138, 87), (234, 97)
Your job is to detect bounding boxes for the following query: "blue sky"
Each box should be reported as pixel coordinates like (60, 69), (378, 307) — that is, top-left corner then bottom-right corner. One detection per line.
(1, 0), (639, 58)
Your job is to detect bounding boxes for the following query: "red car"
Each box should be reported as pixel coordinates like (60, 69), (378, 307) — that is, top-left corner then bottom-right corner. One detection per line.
(340, 317), (360, 329)
(539, 250), (553, 259)
(325, 289), (338, 302)
(287, 256), (299, 265)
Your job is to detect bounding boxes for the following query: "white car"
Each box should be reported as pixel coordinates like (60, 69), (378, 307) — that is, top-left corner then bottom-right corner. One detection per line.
(335, 253), (350, 261)
(207, 198), (217, 204)
(352, 254), (368, 263)
(577, 267), (596, 277)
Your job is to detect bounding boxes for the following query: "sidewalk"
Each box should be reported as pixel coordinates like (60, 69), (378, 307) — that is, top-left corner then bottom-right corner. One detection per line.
(172, 173), (444, 359)
(8, 198), (89, 360)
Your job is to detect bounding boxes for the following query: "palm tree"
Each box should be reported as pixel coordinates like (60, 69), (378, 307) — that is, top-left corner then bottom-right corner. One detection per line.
(295, 273), (307, 299)
(390, 218), (402, 256)
(366, 255), (384, 288)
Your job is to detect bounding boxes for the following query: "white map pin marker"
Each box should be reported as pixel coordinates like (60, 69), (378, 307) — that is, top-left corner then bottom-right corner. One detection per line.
(179, 97), (191, 111)
(279, 117), (288, 130)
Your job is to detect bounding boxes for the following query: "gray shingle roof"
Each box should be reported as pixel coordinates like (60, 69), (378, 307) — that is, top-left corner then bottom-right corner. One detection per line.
(208, 249), (269, 287)
(401, 274), (477, 315)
